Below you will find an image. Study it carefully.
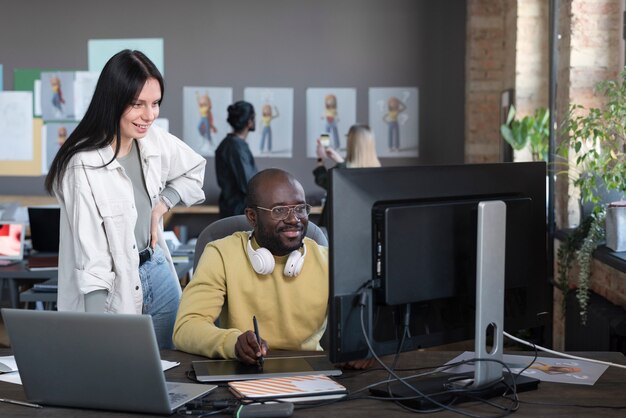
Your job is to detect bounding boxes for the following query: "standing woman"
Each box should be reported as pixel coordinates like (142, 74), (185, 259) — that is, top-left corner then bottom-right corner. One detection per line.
(45, 50), (206, 349)
(313, 124), (381, 228)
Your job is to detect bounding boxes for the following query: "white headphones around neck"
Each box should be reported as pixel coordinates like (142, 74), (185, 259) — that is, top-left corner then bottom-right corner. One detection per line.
(246, 232), (307, 277)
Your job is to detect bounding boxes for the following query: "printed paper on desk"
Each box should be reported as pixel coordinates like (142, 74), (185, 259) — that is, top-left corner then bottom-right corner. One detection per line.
(0, 356), (18, 373)
(229, 374), (347, 402)
(444, 351), (608, 386)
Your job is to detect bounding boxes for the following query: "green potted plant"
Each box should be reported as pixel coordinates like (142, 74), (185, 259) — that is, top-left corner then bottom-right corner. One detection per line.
(500, 105), (549, 162)
(557, 69), (626, 324)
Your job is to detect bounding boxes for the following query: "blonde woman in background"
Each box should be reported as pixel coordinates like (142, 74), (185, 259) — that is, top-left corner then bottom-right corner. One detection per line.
(313, 124), (381, 227)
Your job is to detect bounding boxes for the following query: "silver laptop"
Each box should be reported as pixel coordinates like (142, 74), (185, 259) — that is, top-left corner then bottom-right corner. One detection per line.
(2, 309), (216, 415)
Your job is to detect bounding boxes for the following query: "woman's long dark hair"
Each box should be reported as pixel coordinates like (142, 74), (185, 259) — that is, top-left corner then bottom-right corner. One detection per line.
(44, 49), (164, 193)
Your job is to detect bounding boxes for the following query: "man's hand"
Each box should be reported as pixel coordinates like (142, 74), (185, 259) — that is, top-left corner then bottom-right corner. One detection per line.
(150, 199), (170, 248)
(235, 331), (269, 365)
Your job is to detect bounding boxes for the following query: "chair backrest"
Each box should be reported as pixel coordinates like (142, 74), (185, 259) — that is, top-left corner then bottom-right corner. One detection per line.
(193, 215), (328, 270)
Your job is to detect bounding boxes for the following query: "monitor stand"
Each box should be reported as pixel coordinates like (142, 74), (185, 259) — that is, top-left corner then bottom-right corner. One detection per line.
(370, 201), (539, 409)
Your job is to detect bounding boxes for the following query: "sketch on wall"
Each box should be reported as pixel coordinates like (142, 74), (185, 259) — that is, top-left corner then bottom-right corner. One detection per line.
(88, 38), (164, 74)
(73, 71), (99, 120)
(306, 88), (356, 158)
(34, 80), (42, 116)
(0, 91), (33, 162)
(244, 87), (294, 158)
(42, 121), (78, 174)
(183, 87), (233, 157)
(41, 71), (75, 121)
(368, 87), (419, 157)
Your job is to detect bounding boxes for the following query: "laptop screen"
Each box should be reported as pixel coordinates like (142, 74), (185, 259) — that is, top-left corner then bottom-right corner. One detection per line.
(27, 207), (60, 253)
(0, 222), (25, 261)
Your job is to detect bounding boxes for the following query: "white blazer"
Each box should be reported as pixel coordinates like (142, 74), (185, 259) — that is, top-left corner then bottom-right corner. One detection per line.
(55, 125), (206, 314)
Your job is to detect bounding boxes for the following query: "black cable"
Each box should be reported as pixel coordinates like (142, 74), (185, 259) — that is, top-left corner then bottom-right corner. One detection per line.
(356, 292), (520, 418)
(505, 398), (626, 409)
(197, 407), (231, 417)
(176, 399), (241, 417)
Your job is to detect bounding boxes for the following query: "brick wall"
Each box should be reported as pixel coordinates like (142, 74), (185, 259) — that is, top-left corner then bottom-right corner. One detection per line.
(556, 0), (623, 229)
(464, 0), (549, 163)
(465, 0), (625, 351)
(516, 1), (549, 116)
(465, 0), (516, 163)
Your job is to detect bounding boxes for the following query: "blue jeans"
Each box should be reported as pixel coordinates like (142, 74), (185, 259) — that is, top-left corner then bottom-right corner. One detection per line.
(388, 121), (400, 149)
(138, 246), (180, 349)
(260, 126), (272, 152)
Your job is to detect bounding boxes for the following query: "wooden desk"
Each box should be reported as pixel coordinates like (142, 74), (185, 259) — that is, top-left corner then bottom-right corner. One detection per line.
(0, 350), (625, 417)
(0, 262), (57, 309)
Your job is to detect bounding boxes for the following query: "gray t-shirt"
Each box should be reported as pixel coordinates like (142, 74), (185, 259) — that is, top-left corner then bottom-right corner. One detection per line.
(116, 140), (180, 250)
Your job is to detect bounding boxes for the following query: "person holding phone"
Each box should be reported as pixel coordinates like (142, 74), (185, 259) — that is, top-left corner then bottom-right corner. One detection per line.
(313, 124), (381, 228)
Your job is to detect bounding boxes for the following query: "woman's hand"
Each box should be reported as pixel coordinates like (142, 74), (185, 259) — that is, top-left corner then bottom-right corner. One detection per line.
(316, 138), (327, 160)
(325, 146), (344, 164)
(316, 138), (344, 164)
(150, 199), (170, 248)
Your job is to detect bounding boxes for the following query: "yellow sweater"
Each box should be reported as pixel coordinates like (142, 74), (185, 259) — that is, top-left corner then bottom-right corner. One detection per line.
(173, 231), (329, 359)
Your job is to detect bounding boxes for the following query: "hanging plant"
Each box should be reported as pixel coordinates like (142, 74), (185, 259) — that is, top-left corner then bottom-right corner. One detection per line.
(574, 209), (606, 325)
(556, 215), (593, 316)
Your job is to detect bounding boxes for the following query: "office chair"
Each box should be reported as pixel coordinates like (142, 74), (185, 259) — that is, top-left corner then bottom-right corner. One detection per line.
(193, 214), (328, 270)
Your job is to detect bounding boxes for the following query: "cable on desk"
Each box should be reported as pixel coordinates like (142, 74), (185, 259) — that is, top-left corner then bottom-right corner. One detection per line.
(501, 397), (626, 410)
(503, 331), (626, 370)
(354, 288), (523, 418)
(177, 398), (240, 417)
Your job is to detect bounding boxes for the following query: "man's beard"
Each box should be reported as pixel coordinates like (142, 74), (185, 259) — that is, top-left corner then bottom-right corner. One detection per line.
(256, 220), (307, 256)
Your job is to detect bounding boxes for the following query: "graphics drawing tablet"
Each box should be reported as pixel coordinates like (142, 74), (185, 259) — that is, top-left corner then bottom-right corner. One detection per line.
(192, 355), (342, 382)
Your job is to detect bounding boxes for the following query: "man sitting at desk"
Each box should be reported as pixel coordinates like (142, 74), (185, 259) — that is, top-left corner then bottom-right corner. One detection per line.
(173, 168), (329, 365)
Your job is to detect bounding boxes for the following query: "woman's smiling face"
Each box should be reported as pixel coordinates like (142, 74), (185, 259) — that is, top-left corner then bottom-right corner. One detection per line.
(119, 77), (161, 142)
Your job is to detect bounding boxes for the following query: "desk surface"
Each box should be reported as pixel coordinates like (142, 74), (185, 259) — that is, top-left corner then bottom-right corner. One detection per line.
(0, 261), (58, 280)
(0, 349), (625, 417)
(0, 262), (57, 308)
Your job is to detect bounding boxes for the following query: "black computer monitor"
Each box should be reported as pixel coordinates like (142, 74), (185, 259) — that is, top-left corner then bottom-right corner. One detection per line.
(27, 206), (60, 253)
(327, 162), (549, 364)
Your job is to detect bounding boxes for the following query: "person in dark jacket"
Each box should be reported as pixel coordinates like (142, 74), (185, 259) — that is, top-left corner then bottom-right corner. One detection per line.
(215, 101), (258, 218)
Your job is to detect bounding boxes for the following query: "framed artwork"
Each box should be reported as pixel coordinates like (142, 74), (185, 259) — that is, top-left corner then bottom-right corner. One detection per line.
(182, 86), (233, 157)
(41, 71), (75, 121)
(88, 38), (164, 74)
(368, 87), (419, 158)
(244, 87), (294, 158)
(41, 121), (78, 174)
(306, 88), (356, 158)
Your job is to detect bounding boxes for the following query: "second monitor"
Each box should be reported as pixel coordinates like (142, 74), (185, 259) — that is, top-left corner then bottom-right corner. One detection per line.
(327, 162), (549, 363)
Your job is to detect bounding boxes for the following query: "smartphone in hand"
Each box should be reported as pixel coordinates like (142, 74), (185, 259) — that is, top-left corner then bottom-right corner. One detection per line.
(319, 133), (330, 148)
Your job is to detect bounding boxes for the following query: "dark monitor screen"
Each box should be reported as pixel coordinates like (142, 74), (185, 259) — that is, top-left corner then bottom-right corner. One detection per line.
(27, 207), (60, 253)
(327, 162), (549, 363)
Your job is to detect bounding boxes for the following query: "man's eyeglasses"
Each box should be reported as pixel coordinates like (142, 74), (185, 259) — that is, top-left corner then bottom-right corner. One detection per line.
(255, 204), (311, 221)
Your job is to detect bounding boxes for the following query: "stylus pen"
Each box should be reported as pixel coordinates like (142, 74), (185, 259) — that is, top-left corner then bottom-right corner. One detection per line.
(0, 398), (43, 409)
(252, 315), (264, 365)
